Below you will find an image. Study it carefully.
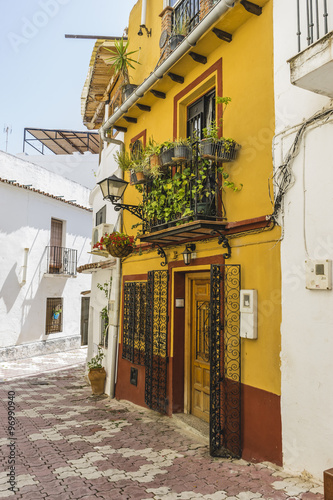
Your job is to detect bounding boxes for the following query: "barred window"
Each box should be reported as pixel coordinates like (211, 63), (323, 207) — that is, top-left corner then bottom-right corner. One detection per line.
(122, 282), (147, 365)
(46, 298), (63, 334)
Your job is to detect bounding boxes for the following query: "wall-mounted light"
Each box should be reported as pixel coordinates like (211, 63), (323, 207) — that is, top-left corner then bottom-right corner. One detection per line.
(182, 244), (196, 266)
(97, 175), (144, 220)
(138, 24), (151, 37)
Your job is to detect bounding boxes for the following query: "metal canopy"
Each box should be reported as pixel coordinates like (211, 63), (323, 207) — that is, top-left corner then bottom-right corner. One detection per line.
(138, 220), (227, 246)
(23, 128), (100, 155)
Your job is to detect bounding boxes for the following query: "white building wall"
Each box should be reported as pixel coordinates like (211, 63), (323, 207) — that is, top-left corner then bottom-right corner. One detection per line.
(273, 0), (333, 480)
(86, 137), (124, 397)
(0, 153), (92, 359)
(16, 151), (98, 190)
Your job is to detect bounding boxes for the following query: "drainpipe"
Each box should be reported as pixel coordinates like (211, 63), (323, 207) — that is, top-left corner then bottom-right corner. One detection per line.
(141, 0), (147, 27)
(19, 248), (29, 287)
(100, 0), (236, 141)
(102, 138), (124, 398)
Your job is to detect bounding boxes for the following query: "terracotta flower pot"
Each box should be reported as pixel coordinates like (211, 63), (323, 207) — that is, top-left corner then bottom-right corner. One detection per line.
(88, 368), (106, 395)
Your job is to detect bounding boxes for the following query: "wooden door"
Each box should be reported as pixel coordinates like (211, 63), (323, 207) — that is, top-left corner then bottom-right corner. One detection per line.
(191, 279), (210, 422)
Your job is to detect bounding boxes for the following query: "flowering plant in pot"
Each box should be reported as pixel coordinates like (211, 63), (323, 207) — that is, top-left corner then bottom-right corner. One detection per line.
(200, 97), (240, 162)
(93, 231), (136, 258)
(87, 347), (106, 395)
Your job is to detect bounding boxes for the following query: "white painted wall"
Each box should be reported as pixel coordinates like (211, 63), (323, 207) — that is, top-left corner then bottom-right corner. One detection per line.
(16, 151), (98, 190)
(86, 137), (124, 396)
(1, 151), (90, 207)
(273, 0), (333, 480)
(0, 153), (92, 357)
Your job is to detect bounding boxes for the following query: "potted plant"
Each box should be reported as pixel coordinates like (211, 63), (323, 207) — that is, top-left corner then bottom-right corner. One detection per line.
(52, 306), (62, 320)
(159, 140), (175, 167)
(93, 231), (136, 258)
(169, 15), (189, 51)
(87, 347), (106, 395)
(200, 97), (240, 162)
(173, 138), (192, 162)
(105, 38), (140, 101)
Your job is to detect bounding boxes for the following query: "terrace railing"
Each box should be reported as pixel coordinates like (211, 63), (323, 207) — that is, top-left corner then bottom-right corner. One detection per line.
(46, 246), (77, 276)
(296, 0), (329, 52)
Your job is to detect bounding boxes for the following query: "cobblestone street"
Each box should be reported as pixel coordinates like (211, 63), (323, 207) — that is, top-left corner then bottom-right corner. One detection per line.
(0, 353), (324, 500)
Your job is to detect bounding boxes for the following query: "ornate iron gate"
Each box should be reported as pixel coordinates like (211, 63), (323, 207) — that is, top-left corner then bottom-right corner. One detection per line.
(145, 270), (169, 414)
(123, 282), (147, 365)
(210, 264), (241, 458)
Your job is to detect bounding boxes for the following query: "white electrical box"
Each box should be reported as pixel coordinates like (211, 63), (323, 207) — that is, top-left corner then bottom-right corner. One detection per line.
(240, 289), (258, 339)
(305, 259), (332, 290)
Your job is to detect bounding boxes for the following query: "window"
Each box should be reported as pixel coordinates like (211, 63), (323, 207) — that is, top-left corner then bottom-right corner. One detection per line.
(122, 282), (147, 365)
(96, 205), (106, 226)
(49, 218), (63, 272)
(187, 89), (215, 139)
(46, 298), (63, 334)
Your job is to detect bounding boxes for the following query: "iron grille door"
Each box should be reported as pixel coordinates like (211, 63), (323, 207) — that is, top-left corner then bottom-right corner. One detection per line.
(210, 264), (241, 458)
(123, 282), (147, 365)
(145, 270), (169, 414)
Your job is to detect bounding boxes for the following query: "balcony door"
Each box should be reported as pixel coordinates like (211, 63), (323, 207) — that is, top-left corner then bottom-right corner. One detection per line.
(187, 89), (215, 140)
(50, 218), (63, 273)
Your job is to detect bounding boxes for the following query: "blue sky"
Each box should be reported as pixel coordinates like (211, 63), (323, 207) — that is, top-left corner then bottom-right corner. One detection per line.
(0, 0), (136, 154)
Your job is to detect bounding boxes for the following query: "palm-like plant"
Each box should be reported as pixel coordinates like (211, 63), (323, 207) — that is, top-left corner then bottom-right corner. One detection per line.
(105, 38), (140, 84)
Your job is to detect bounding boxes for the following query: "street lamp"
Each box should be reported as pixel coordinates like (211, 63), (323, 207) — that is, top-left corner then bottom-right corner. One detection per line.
(97, 175), (144, 220)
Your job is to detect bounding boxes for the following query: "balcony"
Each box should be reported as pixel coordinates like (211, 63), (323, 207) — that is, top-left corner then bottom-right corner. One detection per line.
(289, 1), (333, 98)
(45, 246), (77, 277)
(138, 143), (232, 245)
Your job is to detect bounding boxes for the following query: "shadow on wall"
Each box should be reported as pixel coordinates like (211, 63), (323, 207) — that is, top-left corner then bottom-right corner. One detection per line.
(17, 277), (67, 346)
(0, 263), (21, 312)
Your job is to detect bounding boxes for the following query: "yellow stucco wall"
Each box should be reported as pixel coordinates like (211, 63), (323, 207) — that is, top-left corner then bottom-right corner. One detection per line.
(118, 0), (281, 397)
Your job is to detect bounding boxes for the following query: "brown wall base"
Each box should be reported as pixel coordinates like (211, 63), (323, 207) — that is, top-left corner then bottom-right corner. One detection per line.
(115, 344), (147, 409)
(242, 384), (282, 465)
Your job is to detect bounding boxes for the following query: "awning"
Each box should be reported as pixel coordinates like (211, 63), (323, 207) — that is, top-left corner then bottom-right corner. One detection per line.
(23, 128), (100, 155)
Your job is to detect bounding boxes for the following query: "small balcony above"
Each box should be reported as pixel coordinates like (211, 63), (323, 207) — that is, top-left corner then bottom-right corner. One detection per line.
(45, 246), (77, 278)
(289, 1), (333, 98)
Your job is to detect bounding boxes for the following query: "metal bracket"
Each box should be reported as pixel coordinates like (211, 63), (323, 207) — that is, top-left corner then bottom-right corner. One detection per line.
(153, 243), (168, 267)
(113, 202), (144, 220)
(212, 230), (231, 259)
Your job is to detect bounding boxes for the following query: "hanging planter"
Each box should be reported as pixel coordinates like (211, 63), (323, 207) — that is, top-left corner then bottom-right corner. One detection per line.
(130, 170), (147, 185)
(93, 231), (136, 259)
(159, 147), (175, 167)
(200, 138), (240, 162)
(106, 244), (133, 258)
(52, 308), (61, 320)
(172, 144), (192, 162)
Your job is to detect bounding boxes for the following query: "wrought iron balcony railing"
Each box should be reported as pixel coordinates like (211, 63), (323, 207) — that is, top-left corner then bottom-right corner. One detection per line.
(296, 0), (329, 52)
(172, 0), (201, 35)
(141, 145), (225, 234)
(46, 246), (77, 276)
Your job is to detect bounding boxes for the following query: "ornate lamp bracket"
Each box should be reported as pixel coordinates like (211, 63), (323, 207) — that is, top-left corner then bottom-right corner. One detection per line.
(212, 231), (231, 259)
(153, 244), (168, 267)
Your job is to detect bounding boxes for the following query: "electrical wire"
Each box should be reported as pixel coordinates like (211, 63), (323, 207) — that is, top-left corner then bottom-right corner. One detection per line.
(271, 107), (333, 225)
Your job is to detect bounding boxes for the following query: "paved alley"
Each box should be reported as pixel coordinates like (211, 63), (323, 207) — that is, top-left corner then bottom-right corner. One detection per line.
(0, 358), (324, 500)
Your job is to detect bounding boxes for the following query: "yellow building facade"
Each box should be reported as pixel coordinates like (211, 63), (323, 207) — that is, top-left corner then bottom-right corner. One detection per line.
(99, 0), (281, 464)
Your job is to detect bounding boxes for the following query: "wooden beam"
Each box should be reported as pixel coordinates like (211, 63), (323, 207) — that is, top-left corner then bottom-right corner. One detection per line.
(240, 0), (262, 15)
(212, 28), (232, 43)
(136, 103), (151, 112)
(167, 72), (184, 84)
(113, 126), (127, 133)
(150, 89), (166, 99)
(189, 52), (207, 64)
(123, 116), (137, 123)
